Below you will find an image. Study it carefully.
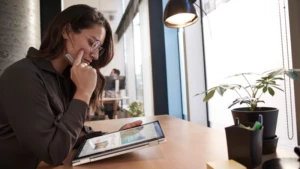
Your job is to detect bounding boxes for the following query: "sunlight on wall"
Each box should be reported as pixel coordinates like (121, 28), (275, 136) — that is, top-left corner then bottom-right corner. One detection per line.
(203, 0), (297, 149)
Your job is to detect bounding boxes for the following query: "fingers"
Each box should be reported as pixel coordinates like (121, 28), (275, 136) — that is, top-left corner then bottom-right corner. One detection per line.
(120, 120), (143, 130)
(126, 121), (142, 129)
(73, 50), (84, 66)
(80, 63), (88, 67)
(131, 120), (143, 127)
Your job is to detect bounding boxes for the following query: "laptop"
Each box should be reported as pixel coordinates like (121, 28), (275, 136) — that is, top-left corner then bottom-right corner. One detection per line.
(72, 121), (166, 166)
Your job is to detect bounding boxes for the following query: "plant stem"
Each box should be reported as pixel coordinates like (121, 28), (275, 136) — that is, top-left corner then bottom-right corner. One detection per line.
(235, 89), (251, 108)
(258, 91), (264, 99)
(253, 88), (257, 98)
(242, 74), (255, 96)
(241, 86), (252, 98)
(253, 82), (262, 98)
(234, 89), (243, 99)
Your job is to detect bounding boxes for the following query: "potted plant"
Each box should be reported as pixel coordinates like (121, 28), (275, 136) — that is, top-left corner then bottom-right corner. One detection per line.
(198, 68), (299, 154)
(128, 101), (144, 117)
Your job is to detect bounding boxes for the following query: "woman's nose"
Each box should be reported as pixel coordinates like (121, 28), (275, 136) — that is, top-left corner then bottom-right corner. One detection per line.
(90, 52), (99, 60)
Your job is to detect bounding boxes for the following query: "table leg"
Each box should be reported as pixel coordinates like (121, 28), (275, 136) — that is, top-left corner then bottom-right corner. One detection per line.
(113, 100), (118, 119)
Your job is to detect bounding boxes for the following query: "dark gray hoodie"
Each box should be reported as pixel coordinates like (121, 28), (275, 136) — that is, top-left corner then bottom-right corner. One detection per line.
(0, 47), (90, 169)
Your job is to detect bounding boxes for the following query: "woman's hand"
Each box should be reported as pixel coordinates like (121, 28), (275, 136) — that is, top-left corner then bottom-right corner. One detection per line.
(71, 50), (97, 104)
(119, 120), (143, 130)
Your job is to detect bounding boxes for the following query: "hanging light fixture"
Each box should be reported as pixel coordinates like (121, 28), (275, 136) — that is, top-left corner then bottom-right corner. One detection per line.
(163, 0), (199, 28)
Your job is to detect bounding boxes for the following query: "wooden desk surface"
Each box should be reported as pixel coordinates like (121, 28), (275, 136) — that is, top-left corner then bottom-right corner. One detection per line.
(37, 115), (297, 169)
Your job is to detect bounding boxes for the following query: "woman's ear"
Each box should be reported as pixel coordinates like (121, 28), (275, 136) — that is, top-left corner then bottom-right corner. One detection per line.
(62, 23), (75, 47)
(62, 23), (72, 40)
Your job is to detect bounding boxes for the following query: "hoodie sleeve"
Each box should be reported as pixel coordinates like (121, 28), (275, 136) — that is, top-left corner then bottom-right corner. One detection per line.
(0, 63), (88, 165)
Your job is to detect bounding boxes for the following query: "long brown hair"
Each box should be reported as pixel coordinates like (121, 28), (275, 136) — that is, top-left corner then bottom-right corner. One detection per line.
(39, 4), (114, 109)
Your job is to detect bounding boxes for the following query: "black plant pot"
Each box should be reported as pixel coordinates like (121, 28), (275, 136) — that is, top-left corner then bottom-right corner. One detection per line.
(231, 107), (278, 139)
(225, 123), (263, 168)
(231, 107), (279, 155)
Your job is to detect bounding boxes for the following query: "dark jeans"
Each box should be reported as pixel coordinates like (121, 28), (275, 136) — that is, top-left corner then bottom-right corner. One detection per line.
(102, 103), (121, 119)
(103, 103), (114, 119)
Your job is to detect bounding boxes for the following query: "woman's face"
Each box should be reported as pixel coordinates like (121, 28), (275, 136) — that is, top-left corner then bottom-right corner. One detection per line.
(65, 24), (106, 65)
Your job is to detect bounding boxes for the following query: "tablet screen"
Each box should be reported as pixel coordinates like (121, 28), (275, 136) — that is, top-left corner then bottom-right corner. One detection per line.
(76, 121), (164, 158)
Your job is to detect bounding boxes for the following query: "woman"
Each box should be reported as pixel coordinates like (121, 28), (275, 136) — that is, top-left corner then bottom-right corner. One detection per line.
(0, 4), (141, 169)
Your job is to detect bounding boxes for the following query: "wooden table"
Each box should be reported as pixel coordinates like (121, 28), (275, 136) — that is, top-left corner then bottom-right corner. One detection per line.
(37, 115), (297, 169)
(102, 96), (129, 119)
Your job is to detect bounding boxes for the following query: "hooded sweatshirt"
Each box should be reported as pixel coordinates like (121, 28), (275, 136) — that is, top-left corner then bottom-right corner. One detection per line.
(0, 47), (90, 169)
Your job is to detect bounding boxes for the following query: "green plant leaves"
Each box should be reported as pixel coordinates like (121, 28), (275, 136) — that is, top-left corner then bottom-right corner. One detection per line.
(216, 87), (226, 96)
(257, 100), (265, 103)
(266, 69), (284, 78)
(195, 68), (300, 109)
(226, 72), (258, 78)
(222, 84), (241, 90)
(273, 77), (284, 80)
(268, 87), (275, 96)
(195, 86), (217, 96)
(273, 86), (284, 92)
(129, 101), (144, 117)
(263, 86), (268, 93)
(228, 98), (242, 109)
(227, 97), (264, 111)
(203, 90), (215, 102)
(285, 71), (298, 80)
(245, 85), (256, 89)
(256, 84), (264, 89)
(268, 81), (276, 85)
(240, 100), (251, 104)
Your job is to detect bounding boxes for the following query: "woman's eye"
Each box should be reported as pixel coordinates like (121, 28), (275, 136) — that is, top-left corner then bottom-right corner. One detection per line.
(88, 41), (93, 46)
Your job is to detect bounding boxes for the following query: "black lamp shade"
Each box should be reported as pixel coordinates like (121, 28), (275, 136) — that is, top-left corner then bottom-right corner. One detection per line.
(164, 0), (199, 28)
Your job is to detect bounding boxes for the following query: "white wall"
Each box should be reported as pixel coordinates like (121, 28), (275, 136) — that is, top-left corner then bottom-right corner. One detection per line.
(63, 0), (99, 10)
(123, 23), (137, 102)
(121, 0), (154, 116)
(123, 0), (131, 10)
(139, 0), (154, 116)
(202, 0), (297, 149)
(98, 0), (125, 76)
(183, 0), (208, 126)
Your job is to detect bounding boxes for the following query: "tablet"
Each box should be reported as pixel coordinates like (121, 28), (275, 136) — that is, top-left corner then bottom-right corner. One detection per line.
(72, 120), (166, 166)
